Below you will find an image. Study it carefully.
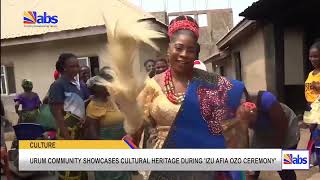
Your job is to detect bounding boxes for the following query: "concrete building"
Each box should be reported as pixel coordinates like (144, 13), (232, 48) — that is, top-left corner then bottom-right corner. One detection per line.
(204, 0), (320, 114)
(204, 20), (267, 94)
(1, 0), (167, 123)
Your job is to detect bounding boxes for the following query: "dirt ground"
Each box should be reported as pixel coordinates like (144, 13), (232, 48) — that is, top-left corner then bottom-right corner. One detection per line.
(258, 128), (319, 180)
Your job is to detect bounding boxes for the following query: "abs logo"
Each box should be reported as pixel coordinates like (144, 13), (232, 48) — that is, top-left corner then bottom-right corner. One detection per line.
(282, 150), (309, 170)
(283, 154), (307, 164)
(24, 11), (58, 25)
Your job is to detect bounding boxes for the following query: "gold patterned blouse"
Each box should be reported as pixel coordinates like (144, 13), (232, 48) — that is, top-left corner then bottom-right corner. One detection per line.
(138, 78), (181, 149)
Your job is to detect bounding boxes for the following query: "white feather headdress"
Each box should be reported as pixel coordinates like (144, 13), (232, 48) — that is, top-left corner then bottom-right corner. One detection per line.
(101, 15), (165, 134)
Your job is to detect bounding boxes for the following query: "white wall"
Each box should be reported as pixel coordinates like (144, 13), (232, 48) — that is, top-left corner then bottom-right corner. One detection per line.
(1, 35), (107, 99)
(1, 35), (108, 123)
(234, 28), (267, 94)
(208, 28), (267, 94)
(1, 35), (167, 123)
(224, 56), (236, 79)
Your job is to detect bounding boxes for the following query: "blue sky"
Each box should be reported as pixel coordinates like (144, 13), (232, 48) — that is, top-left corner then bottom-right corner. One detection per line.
(129, 0), (257, 25)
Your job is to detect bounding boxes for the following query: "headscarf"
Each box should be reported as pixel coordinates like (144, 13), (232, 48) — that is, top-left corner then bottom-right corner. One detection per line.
(86, 67), (115, 89)
(194, 60), (207, 71)
(98, 66), (115, 82)
(86, 76), (110, 89)
(168, 16), (199, 40)
(21, 79), (33, 89)
(53, 70), (60, 80)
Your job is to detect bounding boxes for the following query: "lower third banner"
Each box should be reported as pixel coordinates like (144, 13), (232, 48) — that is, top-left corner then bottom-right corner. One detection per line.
(18, 140), (308, 171)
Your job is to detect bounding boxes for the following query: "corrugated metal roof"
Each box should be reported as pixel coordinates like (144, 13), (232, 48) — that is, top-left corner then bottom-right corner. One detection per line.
(216, 19), (256, 49)
(1, 0), (154, 39)
(239, 0), (318, 22)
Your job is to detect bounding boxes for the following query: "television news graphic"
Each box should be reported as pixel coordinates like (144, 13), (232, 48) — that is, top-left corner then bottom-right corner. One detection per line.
(18, 140), (309, 171)
(282, 150), (309, 170)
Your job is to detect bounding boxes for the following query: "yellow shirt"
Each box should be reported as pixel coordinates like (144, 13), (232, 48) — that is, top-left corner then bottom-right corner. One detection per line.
(86, 99), (125, 126)
(305, 71), (320, 103)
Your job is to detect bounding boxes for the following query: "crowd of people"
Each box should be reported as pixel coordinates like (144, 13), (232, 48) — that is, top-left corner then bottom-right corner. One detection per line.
(0, 15), (319, 180)
(144, 58), (169, 78)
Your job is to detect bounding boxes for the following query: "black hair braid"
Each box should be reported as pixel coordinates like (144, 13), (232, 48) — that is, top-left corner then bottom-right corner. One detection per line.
(55, 53), (77, 73)
(195, 43), (200, 59)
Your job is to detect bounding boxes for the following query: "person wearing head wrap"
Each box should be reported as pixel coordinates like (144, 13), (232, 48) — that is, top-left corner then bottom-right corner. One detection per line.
(121, 16), (252, 180)
(193, 43), (207, 71)
(84, 67), (131, 180)
(14, 79), (41, 123)
(11, 80), (41, 170)
(42, 71), (61, 105)
(193, 60), (207, 71)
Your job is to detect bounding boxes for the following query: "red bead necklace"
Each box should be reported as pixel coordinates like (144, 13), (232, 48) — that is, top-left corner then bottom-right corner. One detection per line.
(164, 69), (189, 104)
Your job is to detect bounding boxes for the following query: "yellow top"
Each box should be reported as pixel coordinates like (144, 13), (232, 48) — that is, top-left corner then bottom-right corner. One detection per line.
(86, 99), (125, 127)
(305, 71), (320, 103)
(304, 97), (320, 124)
(138, 78), (181, 148)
